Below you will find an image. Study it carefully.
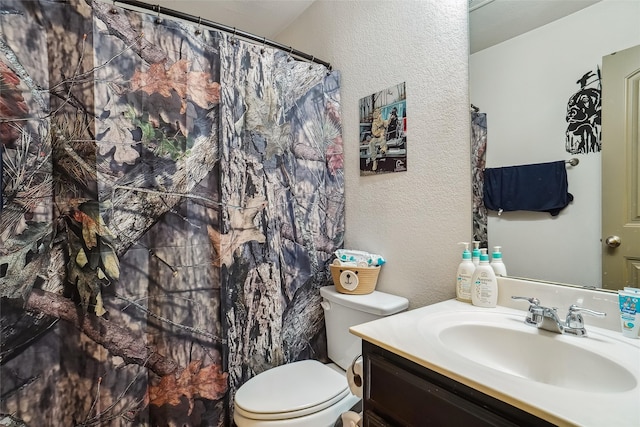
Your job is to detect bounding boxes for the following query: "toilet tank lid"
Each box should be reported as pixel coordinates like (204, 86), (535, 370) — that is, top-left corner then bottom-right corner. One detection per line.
(320, 286), (409, 316)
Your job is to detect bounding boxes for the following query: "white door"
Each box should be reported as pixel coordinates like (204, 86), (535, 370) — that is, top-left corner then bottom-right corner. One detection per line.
(601, 44), (640, 290)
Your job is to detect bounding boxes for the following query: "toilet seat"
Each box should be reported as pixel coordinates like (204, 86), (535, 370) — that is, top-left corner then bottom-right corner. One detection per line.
(234, 360), (350, 421)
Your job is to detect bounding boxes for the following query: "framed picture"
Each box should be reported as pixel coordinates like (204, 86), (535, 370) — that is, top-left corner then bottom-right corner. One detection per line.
(359, 82), (407, 175)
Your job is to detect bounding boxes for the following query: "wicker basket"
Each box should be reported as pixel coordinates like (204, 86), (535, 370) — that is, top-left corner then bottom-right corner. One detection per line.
(330, 264), (381, 295)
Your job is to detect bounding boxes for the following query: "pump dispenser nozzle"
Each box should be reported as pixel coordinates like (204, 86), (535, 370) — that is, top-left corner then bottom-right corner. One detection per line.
(458, 242), (471, 260)
(471, 241), (481, 266)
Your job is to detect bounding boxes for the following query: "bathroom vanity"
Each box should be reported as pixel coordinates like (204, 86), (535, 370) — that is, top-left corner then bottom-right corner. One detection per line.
(350, 278), (640, 427)
(362, 340), (552, 426)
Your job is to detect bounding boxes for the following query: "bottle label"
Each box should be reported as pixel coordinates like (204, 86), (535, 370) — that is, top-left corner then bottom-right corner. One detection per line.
(473, 271), (496, 305)
(457, 272), (472, 300)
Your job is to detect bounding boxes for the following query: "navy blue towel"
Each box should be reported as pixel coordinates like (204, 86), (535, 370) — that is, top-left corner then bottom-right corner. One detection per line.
(483, 161), (573, 216)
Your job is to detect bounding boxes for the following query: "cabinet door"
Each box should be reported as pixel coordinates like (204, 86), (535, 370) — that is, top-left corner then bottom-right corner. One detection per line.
(366, 352), (518, 426)
(362, 341), (553, 427)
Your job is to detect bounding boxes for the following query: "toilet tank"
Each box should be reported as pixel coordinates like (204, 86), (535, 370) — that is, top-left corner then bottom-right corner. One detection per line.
(319, 286), (409, 370)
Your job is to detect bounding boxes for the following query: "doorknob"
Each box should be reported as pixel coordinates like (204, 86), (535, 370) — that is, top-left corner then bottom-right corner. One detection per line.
(605, 235), (621, 248)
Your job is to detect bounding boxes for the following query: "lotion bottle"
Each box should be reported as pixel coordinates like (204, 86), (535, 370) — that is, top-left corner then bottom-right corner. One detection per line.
(471, 252), (498, 308)
(471, 241), (481, 267)
(456, 243), (475, 302)
(490, 246), (507, 277)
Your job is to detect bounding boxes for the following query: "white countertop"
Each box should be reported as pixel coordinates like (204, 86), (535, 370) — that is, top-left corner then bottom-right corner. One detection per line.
(350, 299), (640, 427)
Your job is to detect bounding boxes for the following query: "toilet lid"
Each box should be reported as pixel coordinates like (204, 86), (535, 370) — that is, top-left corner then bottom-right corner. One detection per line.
(234, 360), (349, 420)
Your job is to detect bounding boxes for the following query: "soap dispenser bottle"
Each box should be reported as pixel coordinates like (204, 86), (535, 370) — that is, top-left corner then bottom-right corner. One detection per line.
(471, 251), (498, 308)
(471, 241), (481, 267)
(456, 243), (475, 302)
(490, 246), (507, 277)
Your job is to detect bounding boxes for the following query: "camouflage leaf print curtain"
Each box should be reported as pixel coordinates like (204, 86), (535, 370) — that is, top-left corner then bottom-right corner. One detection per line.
(218, 34), (344, 409)
(471, 110), (487, 247)
(0, 1), (344, 426)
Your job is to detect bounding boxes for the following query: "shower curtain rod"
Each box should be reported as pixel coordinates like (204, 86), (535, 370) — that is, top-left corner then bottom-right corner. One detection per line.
(110, 0), (332, 69)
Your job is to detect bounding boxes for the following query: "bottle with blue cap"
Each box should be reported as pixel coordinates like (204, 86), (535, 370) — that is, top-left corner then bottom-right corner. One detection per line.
(471, 249), (498, 308)
(490, 246), (507, 277)
(456, 242), (475, 302)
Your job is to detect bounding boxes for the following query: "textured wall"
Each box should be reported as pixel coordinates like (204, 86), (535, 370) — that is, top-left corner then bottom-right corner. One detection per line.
(277, 1), (471, 308)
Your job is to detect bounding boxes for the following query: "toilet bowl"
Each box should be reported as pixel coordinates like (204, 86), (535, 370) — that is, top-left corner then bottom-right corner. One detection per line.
(233, 360), (359, 426)
(233, 285), (409, 427)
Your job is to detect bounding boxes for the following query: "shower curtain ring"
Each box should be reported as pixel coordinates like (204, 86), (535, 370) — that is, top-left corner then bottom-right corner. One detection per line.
(110, 0), (118, 14)
(195, 17), (202, 35)
(260, 37), (266, 54)
(287, 46), (293, 62)
(154, 5), (162, 24)
(309, 56), (314, 69)
(231, 27), (237, 44)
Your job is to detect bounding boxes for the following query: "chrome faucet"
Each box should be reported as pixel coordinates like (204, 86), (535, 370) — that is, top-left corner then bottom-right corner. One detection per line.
(511, 296), (606, 337)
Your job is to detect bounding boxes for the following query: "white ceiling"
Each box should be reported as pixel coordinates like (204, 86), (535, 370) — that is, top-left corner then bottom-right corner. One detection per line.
(469, 0), (601, 53)
(136, 0), (601, 53)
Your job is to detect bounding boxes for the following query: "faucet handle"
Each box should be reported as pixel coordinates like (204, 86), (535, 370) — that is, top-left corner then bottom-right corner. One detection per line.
(565, 304), (606, 329)
(511, 296), (543, 326)
(511, 296), (540, 306)
(568, 304), (606, 317)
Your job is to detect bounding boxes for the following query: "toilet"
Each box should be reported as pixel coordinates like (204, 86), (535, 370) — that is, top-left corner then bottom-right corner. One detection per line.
(233, 285), (409, 427)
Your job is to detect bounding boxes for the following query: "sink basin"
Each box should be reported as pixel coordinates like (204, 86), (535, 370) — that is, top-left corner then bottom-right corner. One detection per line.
(417, 311), (638, 394)
(439, 322), (636, 392)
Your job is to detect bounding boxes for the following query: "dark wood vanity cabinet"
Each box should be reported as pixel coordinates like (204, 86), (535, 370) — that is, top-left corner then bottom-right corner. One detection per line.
(361, 341), (555, 427)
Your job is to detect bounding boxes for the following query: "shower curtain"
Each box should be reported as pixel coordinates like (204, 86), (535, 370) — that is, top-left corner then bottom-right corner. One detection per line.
(471, 110), (487, 247)
(0, 1), (344, 425)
